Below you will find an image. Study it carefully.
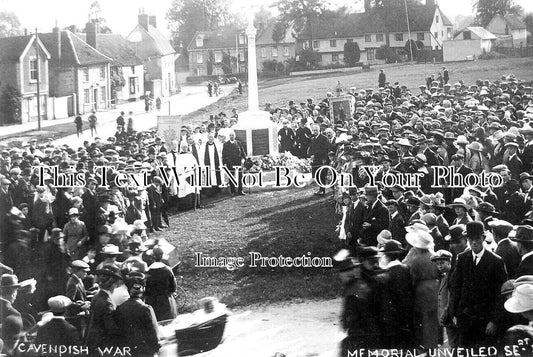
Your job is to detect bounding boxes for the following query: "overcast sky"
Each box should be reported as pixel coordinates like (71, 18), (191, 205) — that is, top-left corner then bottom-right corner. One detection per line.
(2, 0), (533, 37)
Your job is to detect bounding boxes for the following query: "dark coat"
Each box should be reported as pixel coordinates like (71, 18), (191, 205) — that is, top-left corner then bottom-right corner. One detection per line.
(222, 140), (246, 167)
(450, 249), (507, 322)
(344, 199), (366, 250)
(361, 200), (390, 247)
(508, 154), (523, 181)
(0, 297), (22, 342)
(278, 127), (295, 153)
(36, 317), (81, 347)
(147, 184), (163, 210)
(389, 212), (406, 246)
(65, 274), (87, 302)
(495, 238), (521, 279)
(308, 133), (329, 165)
(145, 263), (178, 321)
(115, 298), (160, 356)
(85, 289), (122, 349)
(515, 254), (533, 278)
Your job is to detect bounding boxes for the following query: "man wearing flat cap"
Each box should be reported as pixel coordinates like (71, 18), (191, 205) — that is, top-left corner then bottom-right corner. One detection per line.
(35, 295), (81, 348)
(450, 221), (508, 347)
(66, 260), (91, 312)
(431, 250), (457, 347)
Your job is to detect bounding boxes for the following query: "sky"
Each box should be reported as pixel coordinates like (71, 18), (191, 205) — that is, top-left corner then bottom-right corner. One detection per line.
(1, 0), (533, 37)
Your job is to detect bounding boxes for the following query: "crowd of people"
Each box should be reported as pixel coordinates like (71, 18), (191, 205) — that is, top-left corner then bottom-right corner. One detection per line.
(0, 67), (532, 356)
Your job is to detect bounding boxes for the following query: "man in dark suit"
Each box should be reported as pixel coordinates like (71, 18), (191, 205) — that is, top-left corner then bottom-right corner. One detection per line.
(81, 178), (98, 245)
(0, 274), (23, 355)
(512, 225), (533, 278)
(450, 153), (473, 200)
(385, 199), (406, 247)
(66, 260), (91, 310)
(36, 295), (81, 347)
(520, 173), (533, 213)
(278, 119), (295, 153)
(450, 221), (508, 348)
(308, 124), (330, 196)
(222, 131), (246, 196)
(490, 220), (521, 279)
(344, 188), (367, 253)
(505, 142), (523, 180)
(147, 177), (164, 231)
(360, 186), (390, 247)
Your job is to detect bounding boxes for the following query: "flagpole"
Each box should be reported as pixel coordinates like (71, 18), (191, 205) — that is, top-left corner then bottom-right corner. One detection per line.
(404, 0), (414, 62)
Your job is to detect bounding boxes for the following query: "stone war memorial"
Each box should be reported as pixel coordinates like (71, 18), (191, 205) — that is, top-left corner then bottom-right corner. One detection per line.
(232, 14), (278, 157)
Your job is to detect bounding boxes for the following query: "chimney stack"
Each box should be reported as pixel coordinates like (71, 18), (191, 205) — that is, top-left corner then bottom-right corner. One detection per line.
(138, 9), (149, 30)
(364, 0), (371, 12)
(53, 26), (61, 62)
(86, 21), (97, 49)
(149, 15), (157, 28)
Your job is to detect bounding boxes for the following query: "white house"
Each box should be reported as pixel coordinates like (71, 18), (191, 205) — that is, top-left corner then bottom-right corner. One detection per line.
(486, 14), (527, 48)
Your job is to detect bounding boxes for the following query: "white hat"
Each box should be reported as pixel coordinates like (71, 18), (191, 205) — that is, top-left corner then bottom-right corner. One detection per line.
(377, 230), (392, 245)
(405, 222), (430, 234)
(111, 218), (130, 234)
(505, 284), (533, 313)
(68, 208), (79, 216)
(101, 244), (122, 256)
(406, 230), (434, 249)
(47, 295), (72, 313)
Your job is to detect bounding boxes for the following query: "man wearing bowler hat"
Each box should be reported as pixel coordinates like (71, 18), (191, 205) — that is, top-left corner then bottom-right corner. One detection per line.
(360, 186), (389, 247)
(511, 225), (533, 278)
(450, 221), (508, 347)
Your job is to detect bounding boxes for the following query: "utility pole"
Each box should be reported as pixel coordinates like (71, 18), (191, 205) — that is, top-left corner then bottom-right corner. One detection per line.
(404, 0), (414, 62)
(35, 28), (42, 130)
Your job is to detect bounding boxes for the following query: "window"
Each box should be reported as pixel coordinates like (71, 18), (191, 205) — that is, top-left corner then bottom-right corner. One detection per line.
(99, 66), (106, 80)
(239, 49), (245, 62)
(365, 34), (372, 42)
(239, 33), (246, 45)
(283, 46), (289, 56)
(197, 53), (203, 63)
(239, 64), (246, 72)
(417, 33), (425, 41)
(436, 15), (439, 23)
(261, 47), (266, 58)
(367, 48), (375, 61)
(100, 87), (106, 103)
(82, 68), (89, 82)
(196, 38), (203, 47)
(303, 41), (309, 49)
(463, 31), (471, 40)
(215, 52), (222, 62)
(313, 40), (319, 48)
(376, 33), (384, 42)
(131, 65), (135, 74)
(395, 33), (403, 41)
(332, 53), (339, 62)
(129, 77), (137, 94)
(330, 40), (337, 47)
(84, 89), (90, 104)
(272, 47), (278, 57)
(434, 32), (438, 39)
(29, 58), (38, 81)
(447, 28), (452, 39)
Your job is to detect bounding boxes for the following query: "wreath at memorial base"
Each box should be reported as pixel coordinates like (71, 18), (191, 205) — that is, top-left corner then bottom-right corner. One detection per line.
(244, 152), (312, 173)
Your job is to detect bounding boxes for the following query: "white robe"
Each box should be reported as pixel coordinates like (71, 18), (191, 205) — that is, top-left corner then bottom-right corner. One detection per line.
(176, 152), (200, 198)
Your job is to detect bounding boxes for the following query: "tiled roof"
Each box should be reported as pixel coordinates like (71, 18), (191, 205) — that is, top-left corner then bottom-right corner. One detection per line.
(503, 14), (526, 30)
(256, 22), (296, 45)
(0, 35), (34, 62)
(187, 27), (245, 51)
(78, 33), (142, 66)
(459, 26), (498, 40)
(40, 30), (112, 66)
(298, 5), (450, 40)
(127, 24), (175, 57)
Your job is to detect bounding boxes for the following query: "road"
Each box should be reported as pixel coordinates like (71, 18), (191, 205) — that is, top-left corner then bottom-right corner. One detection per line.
(52, 84), (235, 147)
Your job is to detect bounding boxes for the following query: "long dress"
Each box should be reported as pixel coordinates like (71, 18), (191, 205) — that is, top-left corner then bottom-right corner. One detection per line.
(403, 247), (440, 349)
(145, 262), (178, 321)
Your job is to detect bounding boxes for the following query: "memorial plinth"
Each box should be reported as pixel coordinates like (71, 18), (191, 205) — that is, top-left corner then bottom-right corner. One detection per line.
(233, 110), (278, 156)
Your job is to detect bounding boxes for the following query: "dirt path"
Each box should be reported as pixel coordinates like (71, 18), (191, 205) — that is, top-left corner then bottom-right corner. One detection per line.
(159, 298), (344, 357)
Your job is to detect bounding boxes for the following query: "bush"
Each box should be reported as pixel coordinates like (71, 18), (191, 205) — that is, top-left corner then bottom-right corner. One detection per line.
(376, 45), (400, 63)
(0, 85), (22, 125)
(344, 42), (361, 67)
(478, 51), (507, 60)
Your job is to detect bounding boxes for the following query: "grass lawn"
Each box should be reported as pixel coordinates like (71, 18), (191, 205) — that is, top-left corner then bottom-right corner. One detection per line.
(167, 185), (344, 310)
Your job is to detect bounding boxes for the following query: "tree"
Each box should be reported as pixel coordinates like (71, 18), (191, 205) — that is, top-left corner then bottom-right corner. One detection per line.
(1, 85), (22, 125)
(524, 13), (533, 44)
(85, 1), (112, 33)
(474, 0), (515, 27)
(0, 12), (23, 38)
(167, 0), (231, 53)
(343, 42), (360, 66)
(298, 48), (321, 69)
(273, 0), (329, 47)
(110, 68), (125, 101)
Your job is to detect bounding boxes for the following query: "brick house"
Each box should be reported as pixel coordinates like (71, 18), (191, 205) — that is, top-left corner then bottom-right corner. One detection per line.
(80, 23), (144, 103)
(256, 22), (297, 72)
(126, 12), (177, 99)
(0, 34), (50, 124)
(40, 28), (112, 115)
(297, 0), (453, 65)
(187, 27), (248, 76)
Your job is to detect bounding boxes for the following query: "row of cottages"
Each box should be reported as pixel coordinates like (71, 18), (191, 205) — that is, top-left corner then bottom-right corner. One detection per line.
(187, 27), (248, 76)
(297, 0), (453, 65)
(255, 22), (297, 71)
(0, 34), (51, 123)
(126, 12), (178, 99)
(80, 23), (145, 103)
(486, 14), (528, 48)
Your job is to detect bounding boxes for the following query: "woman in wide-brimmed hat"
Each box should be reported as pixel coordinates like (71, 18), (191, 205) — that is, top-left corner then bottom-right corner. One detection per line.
(447, 198), (473, 226)
(402, 227), (440, 350)
(466, 141), (489, 174)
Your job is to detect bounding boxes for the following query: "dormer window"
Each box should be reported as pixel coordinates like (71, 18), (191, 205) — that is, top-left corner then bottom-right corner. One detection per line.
(436, 15), (439, 23)
(196, 37), (203, 47)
